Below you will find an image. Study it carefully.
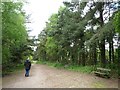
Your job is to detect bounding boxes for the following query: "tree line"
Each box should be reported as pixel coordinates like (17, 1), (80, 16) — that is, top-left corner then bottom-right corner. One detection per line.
(2, 1), (33, 74)
(35, 1), (120, 76)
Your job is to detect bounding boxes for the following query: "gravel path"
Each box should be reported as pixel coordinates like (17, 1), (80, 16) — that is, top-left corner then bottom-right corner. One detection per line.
(2, 64), (118, 88)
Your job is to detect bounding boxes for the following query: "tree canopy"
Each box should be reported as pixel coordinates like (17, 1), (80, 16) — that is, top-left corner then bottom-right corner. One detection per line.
(2, 1), (32, 72)
(35, 1), (119, 76)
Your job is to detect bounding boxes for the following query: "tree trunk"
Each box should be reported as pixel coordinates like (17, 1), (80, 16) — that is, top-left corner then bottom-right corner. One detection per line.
(118, 36), (120, 77)
(99, 3), (106, 67)
(100, 40), (106, 67)
(93, 45), (97, 65)
(82, 49), (85, 66)
(89, 48), (92, 65)
(109, 41), (112, 65)
(111, 40), (114, 63)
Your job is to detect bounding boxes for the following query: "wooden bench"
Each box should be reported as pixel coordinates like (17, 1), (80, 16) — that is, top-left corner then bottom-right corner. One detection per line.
(94, 67), (111, 78)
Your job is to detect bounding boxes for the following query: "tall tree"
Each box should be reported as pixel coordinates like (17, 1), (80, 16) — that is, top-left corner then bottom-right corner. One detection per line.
(2, 1), (29, 71)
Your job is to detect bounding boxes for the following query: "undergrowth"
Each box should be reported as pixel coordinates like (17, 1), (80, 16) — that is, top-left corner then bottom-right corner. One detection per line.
(36, 60), (93, 74)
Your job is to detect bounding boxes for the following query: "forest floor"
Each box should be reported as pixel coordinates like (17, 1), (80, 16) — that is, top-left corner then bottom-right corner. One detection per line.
(2, 64), (118, 88)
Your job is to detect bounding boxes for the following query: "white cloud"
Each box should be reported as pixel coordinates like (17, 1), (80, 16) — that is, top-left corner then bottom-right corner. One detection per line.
(23, 0), (64, 37)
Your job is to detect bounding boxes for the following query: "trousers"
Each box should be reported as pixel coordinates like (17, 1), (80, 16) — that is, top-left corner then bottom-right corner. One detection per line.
(25, 69), (30, 77)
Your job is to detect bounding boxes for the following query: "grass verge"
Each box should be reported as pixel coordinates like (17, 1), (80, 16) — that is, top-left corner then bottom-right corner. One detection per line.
(36, 60), (93, 74)
(2, 64), (24, 76)
(92, 82), (105, 88)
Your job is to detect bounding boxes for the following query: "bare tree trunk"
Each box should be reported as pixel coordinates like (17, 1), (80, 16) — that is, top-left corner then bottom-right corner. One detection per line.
(118, 36), (120, 77)
(82, 48), (85, 66)
(93, 45), (97, 65)
(109, 41), (112, 65)
(111, 40), (114, 63)
(99, 2), (106, 67)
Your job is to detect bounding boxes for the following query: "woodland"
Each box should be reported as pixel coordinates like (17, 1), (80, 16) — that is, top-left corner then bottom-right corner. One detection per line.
(2, 1), (120, 77)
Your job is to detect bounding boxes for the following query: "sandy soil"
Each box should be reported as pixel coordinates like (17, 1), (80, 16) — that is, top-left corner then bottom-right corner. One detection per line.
(2, 64), (118, 88)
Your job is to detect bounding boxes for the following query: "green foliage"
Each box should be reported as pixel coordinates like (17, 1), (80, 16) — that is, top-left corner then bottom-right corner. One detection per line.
(37, 60), (93, 73)
(36, 1), (119, 77)
(45, 37), (57, 57)
(114, 11), (120, 34)
(67, 65), (93, 73)
(2, 2), (31, 74)
(2, 64), (24, 76)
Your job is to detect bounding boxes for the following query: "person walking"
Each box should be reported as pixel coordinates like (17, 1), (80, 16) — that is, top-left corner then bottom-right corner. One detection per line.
(24, 58), (31, 77)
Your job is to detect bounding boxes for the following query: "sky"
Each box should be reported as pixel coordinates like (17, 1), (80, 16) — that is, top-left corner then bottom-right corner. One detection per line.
(23, 0), (118, 38)
(23, 0), (65, 37)
(23, 0), (118, 49)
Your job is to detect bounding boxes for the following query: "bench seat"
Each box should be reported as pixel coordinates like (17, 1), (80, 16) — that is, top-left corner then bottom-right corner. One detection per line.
(94, 68), (111, 78)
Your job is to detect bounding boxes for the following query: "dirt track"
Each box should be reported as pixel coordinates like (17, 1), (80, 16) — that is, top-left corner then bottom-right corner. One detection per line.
(2, 64), (118, 88)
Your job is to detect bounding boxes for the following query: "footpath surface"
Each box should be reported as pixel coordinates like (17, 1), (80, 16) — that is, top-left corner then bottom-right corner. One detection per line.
(2, 64), (118, 88)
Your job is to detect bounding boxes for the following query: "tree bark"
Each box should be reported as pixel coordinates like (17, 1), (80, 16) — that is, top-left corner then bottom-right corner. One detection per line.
(99, 2), (106, 67)
(93, 44), (97, 65)
(109, 41), (112, 65)
(111, 40), (114, 63)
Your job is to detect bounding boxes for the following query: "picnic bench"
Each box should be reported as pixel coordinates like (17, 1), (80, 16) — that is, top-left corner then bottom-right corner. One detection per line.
(94, 67), (111, 78)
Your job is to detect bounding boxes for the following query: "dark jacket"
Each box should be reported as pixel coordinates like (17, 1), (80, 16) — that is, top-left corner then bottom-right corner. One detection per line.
(24, 60), (31, 70)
